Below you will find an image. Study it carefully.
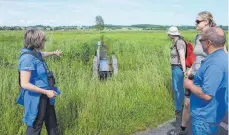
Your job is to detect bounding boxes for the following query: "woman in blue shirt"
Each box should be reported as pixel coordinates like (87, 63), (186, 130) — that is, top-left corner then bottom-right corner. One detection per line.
(18, 29), (62, 135)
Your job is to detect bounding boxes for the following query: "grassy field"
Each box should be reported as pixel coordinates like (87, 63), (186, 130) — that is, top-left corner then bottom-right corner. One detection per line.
(0, 30), (227, 135)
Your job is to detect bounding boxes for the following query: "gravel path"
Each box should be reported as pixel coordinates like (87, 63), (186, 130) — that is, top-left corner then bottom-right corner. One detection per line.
(132, 114), (228, 135)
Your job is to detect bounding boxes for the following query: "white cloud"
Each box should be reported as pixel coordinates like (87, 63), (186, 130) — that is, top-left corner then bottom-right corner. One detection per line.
(172, 4), (184, 9)
(94, 0), (140, 7)
(42, 20), (55, 25)
(19, 19), (25, 23)
(18, 20), (34, 26)
(0, 0), (227, 26)
(171, 0), (182, 2)
(8, 10), (21, 16)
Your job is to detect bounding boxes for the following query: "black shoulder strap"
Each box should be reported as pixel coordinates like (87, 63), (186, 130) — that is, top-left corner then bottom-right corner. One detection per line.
(174, 39), (181, 63)
(174, 38), (187, 62)
(174, 37), (186, 49)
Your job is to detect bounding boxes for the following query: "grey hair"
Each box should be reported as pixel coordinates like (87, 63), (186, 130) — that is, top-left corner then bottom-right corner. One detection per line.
(24, 28), (45, 49)
(201, 27), (226, 47)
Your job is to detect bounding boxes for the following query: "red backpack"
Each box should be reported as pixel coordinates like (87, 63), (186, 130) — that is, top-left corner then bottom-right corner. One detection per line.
(175, 38), (196, 68)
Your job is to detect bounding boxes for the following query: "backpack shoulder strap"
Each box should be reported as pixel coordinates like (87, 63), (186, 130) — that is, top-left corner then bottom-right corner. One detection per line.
(174, 38), (187, 51)
(174, 37), (186, 48)
(174, 38), (188, 58)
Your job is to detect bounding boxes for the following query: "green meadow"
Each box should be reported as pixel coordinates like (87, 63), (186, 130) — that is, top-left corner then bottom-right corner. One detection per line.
(0, 30), (227, 135)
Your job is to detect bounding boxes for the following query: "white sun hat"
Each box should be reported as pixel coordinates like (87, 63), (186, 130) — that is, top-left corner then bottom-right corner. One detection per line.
(167, 26), (180, 35)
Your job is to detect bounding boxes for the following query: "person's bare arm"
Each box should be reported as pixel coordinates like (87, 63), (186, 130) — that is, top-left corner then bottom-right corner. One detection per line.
(41, 50), (62, 57)
(185, 66), (193, 77)
(184, 78), (212, 101)
(178, 49), (186, 72)
(20, 71), (57, 98)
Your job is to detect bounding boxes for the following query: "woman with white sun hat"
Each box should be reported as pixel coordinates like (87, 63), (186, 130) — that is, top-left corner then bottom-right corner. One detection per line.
(168, 26), (186, 132)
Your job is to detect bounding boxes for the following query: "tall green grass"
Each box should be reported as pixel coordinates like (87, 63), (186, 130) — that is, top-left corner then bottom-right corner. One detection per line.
(0, 31), (227, 135)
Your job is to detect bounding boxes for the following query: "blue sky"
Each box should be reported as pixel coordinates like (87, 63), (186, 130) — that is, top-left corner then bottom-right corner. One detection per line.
(0, 0), (228, 26)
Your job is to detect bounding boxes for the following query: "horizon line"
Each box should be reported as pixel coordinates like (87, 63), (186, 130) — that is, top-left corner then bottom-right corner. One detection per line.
(1, 24), (228, 27)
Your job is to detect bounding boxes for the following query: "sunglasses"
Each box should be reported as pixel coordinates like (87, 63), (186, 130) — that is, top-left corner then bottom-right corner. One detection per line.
(199, 38), (208, 43)
(195, 20), (204, 24)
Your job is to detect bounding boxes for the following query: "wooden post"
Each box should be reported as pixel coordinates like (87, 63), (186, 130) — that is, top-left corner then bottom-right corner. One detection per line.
(111, 55), (118, 76)
(93, 56), (98, 77)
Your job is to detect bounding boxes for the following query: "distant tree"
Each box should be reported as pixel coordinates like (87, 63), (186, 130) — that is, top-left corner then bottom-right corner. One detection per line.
(95, 15), (104, 31)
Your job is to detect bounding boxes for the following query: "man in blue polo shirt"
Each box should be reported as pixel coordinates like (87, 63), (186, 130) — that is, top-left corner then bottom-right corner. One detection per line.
(184, 27), (228, 135)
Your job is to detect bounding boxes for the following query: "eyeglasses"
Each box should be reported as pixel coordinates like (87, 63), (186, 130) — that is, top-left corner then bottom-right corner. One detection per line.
(195, 20), (204, 25)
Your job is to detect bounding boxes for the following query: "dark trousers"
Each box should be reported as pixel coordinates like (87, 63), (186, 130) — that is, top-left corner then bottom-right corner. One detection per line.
(26, 94), (58, 135)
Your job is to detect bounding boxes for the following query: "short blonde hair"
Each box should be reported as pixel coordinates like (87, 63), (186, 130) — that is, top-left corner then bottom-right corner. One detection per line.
(24, 29), (45, 49)
(198, 11), (216, 27)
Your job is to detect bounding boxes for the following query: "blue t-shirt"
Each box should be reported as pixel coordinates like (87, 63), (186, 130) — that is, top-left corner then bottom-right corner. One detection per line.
(191, 49), (228, 123)
(17, 48), (49, 126)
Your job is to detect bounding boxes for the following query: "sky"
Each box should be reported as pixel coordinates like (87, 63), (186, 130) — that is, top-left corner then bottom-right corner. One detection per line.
(0, 0), (228, 26)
